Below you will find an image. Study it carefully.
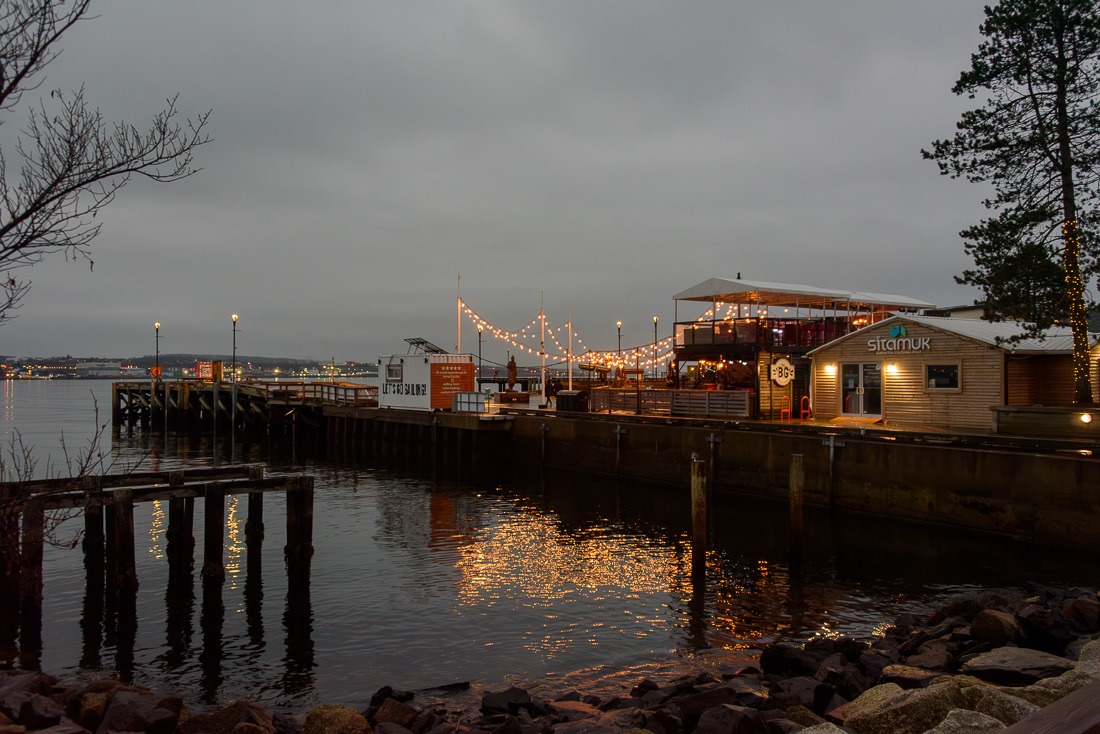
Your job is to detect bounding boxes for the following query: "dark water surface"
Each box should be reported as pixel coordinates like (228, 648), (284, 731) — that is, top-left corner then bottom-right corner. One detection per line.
(2, 379), (1096, 715)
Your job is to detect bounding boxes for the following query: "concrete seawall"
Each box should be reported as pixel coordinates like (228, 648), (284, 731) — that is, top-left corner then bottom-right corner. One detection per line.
(506, 414), (1100, 552)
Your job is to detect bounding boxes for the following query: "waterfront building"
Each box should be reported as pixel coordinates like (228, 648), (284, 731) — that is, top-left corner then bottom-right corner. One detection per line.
(807, 314), (1100, 432)
(671, 277), (934, 419)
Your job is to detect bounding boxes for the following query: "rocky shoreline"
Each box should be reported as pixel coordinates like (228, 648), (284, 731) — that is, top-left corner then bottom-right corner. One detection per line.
(3, 582), (1100, 734)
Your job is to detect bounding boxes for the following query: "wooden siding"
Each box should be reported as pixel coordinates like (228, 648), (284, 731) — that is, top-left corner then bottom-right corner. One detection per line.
(757, 351), (794, 419)
(810, 321), (1004, 431)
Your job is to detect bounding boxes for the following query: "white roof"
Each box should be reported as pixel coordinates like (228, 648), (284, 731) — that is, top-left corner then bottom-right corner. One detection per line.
(673, 277), (935, 310)
(809, 314), (1096, 355)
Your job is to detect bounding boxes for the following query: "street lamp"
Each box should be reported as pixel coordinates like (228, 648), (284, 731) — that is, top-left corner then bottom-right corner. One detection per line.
(477, 324), (483, 389)
(616, 320), (622, 382)
(154, 322), (161, 381)
(653, 316), (659, 380)
(231, 314), (239, 383)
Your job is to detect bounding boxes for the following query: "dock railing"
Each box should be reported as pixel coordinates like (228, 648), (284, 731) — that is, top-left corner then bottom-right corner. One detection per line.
(588, 388), (752, 419)
(260, 381), (378, 406)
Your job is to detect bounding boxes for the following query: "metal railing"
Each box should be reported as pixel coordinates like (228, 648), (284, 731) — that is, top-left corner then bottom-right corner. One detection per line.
(261, 381), (378, 407)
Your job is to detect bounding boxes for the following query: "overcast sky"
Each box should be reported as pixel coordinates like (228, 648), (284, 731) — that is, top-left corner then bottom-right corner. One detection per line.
(2, 1), (996, 365)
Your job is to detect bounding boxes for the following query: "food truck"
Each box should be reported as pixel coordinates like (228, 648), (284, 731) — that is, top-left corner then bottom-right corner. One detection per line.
(377, 338), (476, 411)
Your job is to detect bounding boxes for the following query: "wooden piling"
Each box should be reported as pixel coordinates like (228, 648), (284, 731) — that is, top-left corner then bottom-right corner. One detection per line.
(789, 454), (804, 560)
(285, 476), (315, 563)
(690, 458), (707, 579)
(83, 504), (104, 583)
(201, 484), (226, 583)
(112, 489), (138, 592)
(19, 496), (45, 651)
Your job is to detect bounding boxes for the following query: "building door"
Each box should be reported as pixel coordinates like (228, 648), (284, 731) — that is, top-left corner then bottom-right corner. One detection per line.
(840, 362), (882, 417)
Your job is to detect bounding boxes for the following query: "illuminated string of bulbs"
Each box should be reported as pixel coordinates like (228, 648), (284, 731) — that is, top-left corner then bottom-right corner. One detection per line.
(461, 300), (677, 370)
(1062, 219), (1092, 402)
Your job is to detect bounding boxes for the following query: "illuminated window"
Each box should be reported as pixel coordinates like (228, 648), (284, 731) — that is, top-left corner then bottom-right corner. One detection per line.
(925, 363), (960, 390)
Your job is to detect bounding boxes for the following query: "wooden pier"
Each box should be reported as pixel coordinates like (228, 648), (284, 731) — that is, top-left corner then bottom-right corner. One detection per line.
(112, 379), (378, 433)
(0, 465), (314, 673)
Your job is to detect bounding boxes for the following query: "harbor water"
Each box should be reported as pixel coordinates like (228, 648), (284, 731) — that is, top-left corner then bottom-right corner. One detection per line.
(1, 378), (1095, 715)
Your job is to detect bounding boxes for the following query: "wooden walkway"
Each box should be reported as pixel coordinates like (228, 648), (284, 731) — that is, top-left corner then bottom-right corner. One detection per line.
(1, 465), (314, 670)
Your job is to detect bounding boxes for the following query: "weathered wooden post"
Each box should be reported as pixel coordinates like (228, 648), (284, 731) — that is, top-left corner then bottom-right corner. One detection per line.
(201, 484), (226, 583)
(83, 502), (105, 587)
(789, 454), (804, 562)
(19, 495), (44, 665)
(285, 476), (315, 564)
(690, 457), (707, 579)
(112, 489), (138, 592)
(0, 486), (22, 664)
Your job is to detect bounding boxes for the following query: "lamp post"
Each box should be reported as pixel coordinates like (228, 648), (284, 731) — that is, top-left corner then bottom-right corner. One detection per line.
(231, 314), (239, 383)
(154, 322), (161, 381)
(653, 316), (659, 380)
(477, 324), (483, 389)
(616, 320), (622, 383)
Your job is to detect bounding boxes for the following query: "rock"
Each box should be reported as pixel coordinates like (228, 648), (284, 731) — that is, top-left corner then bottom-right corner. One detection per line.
(717, 677), (769, 709)
(905, 641), (954, 672)
(920, 708), (1006, 733)
(303, 705), (372, 734)
(179, 700), (275, 734)
(879, 664), (940, 689)
(375, 723), (415, 734)
(970, 610), (1022, 647)
(760, 642), (825, 677)
(480, 688), (532, 717)
(94, 690), (182, 734)
(664, 686), (742, 726)
(842, 679), (969, 734)
(783, 705), (825, 727)
(18, 693), (66, 729)
(796, 724), (851, 734)
(27, 719), (89, 734)
(763, 719), (801, 734)
(1064, 596), (1100, 632)
(959, 647), (1074, 685)
(374, 699), (418, 728)
(547, 700), (601, 722)
(629, 680), (658, 698)
(821, 664), (869, 700)
(694, 704), (764, 734)
(961, 685), (1038, 726)
(1015, 604), (1076, 655)
(858, 651), (895, 680)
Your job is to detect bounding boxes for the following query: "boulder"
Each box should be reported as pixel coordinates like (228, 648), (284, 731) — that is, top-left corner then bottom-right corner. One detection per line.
(1015, 604), (1076, 655)
(480, 687), (533, 717)
(879, 664), (941, 690)
(921, 708), (1006, 733)
(547, 700), (601, 723)
(374, 698), (418, 728)
(717, 677), (769, 709)
(1065, 596), (1100, 631)
(961, 685), (1038, 725)
(694, 704), (764, 734)
(303, 705), (372, 734)
(375, 723), (415, 734)
(970, 610), (1022, 647)
(796, 724), (851, 734)
(94, 690), (182, 734)
(959, 647), (1074, 686)
(842, 679), (970, 734)
(179, 700), (275, 734)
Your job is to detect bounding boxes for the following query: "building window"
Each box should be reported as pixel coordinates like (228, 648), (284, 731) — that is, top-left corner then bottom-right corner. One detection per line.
(386, 363), (403, 382)
(925, 363), (960, 390)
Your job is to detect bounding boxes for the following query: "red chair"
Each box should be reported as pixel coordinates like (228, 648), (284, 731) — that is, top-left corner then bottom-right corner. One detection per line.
(800, 395), (812, 421)
(779, 395), (791, 421)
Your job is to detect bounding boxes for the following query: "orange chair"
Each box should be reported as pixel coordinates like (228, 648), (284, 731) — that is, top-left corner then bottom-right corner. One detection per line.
(800, 395), (812, 421)
(779, 395), (791, 421)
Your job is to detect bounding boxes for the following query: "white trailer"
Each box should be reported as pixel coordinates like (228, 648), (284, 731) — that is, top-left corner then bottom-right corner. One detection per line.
(377, 350), (475, 411)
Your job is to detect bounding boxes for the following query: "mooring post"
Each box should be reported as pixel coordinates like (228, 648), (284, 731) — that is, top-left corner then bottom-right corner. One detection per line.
(19, 495), (45, 662)
(201, 484), (226, 583)
(690, 457), (707, 579)
(112, 489), (138, 593)
(613, 425), (627, 476)
(789, 453), (804, 561)
(83, 503), (105, 584)
(285, 476), (315, 564)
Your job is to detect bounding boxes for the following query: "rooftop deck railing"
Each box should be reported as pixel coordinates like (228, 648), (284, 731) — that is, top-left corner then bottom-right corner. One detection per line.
(675, 317), (855, 352)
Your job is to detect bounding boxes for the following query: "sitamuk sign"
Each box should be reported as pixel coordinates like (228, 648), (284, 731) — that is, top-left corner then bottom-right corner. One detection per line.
(867, 324), (930, 354)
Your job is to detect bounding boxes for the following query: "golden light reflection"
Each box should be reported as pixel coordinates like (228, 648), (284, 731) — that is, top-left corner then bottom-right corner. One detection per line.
(225, 495), (243, 590)
(148, 500), (166, 561)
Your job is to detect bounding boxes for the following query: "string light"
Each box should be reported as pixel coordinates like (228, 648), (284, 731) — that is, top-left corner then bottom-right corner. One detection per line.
(1062, 219), (1093, 404)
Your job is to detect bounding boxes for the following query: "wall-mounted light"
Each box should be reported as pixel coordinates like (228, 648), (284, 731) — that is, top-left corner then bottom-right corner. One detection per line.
(824, 364), (836, 376)
(1081, 413), (1094, 424)
(886, 363), (899, 374)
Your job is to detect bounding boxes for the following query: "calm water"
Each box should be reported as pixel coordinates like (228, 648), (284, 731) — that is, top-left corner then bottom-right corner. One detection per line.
(1, 379), (1096, 715)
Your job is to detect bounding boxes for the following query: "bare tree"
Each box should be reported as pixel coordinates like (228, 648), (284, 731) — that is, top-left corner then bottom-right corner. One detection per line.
(0, 0), (211, 322)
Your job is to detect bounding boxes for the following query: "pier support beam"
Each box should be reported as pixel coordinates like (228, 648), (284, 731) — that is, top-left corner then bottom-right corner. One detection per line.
(201, 485), (226, 583)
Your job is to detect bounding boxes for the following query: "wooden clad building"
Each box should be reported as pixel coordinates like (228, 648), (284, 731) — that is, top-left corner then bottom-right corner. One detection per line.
(807, 315), (1100, 432)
